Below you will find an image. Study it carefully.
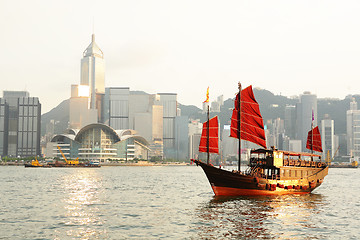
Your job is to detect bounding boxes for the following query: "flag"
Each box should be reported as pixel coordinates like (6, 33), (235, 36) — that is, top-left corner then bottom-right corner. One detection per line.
(203, 87), (209, 103)
(312, 109), (314, 121)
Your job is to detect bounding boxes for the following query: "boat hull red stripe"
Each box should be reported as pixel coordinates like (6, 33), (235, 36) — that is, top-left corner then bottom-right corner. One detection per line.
(211, 186), (310, 196)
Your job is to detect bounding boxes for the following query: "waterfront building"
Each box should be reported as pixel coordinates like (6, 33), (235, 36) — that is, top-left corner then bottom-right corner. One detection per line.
(69, 34), (104, 128)
(321, 117), (335, 159)
(296, 92), (318, 151)
(346, 98), (360, 160)
(284, 105), (296, 139)
(188, 119), (202, 159)
(189, 133), (201, 160)
(175, 116), (189, 160)
(158, 93), (177, 159)
(69, 84), (97, 129)
(81, 34), (105, 116)
(103, 87), (129, 129)
(0, 99), (9, 156)
(0, 91), (41, 157)
(49, 123), (149, 162)
(210, 95), (224, 113)
(289, 139), (302, 152)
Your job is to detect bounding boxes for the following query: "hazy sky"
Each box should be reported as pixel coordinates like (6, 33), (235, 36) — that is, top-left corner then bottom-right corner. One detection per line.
(1, 0), (360, 113)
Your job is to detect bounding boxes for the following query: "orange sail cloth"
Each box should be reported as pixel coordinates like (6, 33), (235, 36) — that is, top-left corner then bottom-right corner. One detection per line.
(306, 126), (323, 152)
(230, 85), (267, 149)
(199, 116), (219, 154)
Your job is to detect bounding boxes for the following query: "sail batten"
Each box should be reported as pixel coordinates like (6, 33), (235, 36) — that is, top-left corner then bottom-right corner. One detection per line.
(306, 126), (323, 152)
(230, 85), (267, 149)
(199, 116), (219, 154)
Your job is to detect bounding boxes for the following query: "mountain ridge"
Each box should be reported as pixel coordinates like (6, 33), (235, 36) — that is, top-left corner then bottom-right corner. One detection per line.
(41, 89), (359, 136)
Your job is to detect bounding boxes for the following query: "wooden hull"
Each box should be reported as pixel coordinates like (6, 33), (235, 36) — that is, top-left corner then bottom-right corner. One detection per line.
(193, 160), (328, 196)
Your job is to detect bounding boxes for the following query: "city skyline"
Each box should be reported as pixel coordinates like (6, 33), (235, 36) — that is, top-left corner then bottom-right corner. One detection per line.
(1, 1), (360, 113)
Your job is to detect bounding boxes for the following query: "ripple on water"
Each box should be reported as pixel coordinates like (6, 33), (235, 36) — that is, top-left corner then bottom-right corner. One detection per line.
(0, 166), (359, 239)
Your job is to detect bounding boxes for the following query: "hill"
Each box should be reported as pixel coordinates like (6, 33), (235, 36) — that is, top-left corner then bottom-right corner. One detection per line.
(41, 89), (359, 136)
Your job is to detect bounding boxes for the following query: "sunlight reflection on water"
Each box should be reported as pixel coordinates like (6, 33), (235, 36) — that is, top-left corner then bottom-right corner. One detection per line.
(194, 194), (328, 239)
(60, 170), (106, 239)
(0, 166), (359, 239)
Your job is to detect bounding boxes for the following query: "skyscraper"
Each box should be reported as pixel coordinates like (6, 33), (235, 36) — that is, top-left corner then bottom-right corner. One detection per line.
(321, 117), (335, 159)
(158, 93), (177, 159)
(346, 98), (360, 160)
(296, 92), (317, 151)
(0, 99), (9, 156)
(0, 91), (41, 157)
(104, 87), (130, 129)
(69, 34), (105, 128)
(81, 34), (105, 113)
(284, 105), (296, 139)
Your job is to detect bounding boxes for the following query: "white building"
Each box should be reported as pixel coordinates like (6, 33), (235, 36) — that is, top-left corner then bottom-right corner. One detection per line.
(321, 118), (335, 160)
(346, 98), (360, 160)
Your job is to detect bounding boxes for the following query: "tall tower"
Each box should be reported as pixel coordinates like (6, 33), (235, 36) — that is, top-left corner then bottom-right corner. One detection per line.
(321, 117), (335, 159)
(296, 92), (317, 151)
(346, 98), (360, 160)
(80, 34), (105, 121)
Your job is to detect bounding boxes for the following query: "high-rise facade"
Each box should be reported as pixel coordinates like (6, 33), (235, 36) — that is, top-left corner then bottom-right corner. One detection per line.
(104, 87), (130, 129)
(159, 93), (177, 159)
(284, 105), (296, 139)
(175, 116), (189, 160)
(0, 99), (9, 156)
(321, 118), (335, 159)
(346, 98), (360, 160)
(0, 91), (41, 157)
(81, 34), (105, 113)
(296, 92), (317, 151)
(69, 34), (105, 128)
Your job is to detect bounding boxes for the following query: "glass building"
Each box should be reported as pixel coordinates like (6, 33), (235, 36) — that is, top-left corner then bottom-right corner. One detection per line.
(158, 93), (177, 159)
(321, 118), (335, 159)
(296, 92), (317, 152)
(0, 99), (9, 156)
(104, 87), (130, 129)
(50, 123), (149, 162)
(0, 91), (41, 157)
(346, 98), (360, 160)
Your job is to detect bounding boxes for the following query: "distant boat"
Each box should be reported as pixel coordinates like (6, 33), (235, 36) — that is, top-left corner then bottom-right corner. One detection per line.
(47, 146), (101, 168)
(24, 158), (51, 168)
(326, 148), (358, 168)
(192, 83), (328, 196)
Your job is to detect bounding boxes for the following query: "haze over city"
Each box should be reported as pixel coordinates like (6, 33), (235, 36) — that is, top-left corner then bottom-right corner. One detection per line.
(1, 0), (360, 113)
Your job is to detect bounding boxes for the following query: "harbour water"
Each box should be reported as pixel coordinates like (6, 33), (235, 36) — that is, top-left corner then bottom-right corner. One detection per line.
(0, 165), (359, 239)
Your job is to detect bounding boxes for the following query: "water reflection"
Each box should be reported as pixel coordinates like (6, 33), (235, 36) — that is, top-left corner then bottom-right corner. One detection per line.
(57, 169), (106, 239)
(194, 194), (325, 239)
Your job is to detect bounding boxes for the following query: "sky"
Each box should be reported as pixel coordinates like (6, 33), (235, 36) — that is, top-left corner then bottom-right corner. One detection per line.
(1, 0), (360, 113)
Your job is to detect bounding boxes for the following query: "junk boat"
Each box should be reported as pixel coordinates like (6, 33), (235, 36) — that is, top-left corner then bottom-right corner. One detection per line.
(192, 83), (328, 196)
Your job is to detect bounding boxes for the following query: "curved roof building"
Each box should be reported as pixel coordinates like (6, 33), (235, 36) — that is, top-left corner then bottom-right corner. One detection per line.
(50, 123), (149, 162)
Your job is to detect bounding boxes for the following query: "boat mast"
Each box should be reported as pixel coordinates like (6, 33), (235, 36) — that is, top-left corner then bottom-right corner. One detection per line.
(238, 82), (242, 172)
(207, 104), (210, 164)
(311, 109), (314, 155)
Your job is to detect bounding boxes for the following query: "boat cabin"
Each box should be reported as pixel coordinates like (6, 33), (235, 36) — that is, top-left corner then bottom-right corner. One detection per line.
(249, 148), (326, 180)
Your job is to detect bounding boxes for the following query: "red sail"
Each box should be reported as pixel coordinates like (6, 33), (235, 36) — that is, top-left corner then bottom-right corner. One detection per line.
(230, 85), (267, 149)
(306, 126), (323, 152)
(199, 116), (219, 154)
